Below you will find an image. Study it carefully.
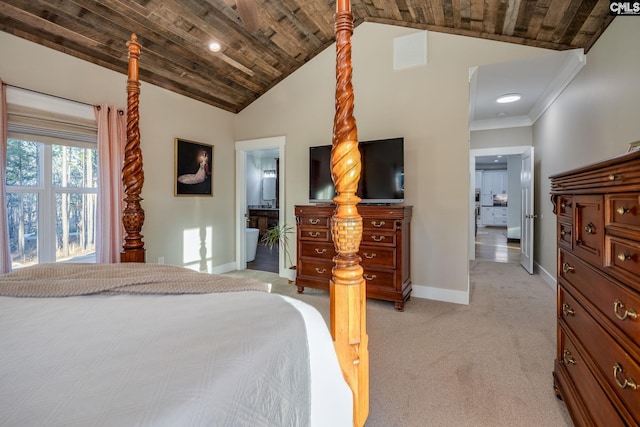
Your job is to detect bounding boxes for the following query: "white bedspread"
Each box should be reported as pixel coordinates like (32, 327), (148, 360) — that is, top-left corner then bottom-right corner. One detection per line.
(0, 291), (352, 426)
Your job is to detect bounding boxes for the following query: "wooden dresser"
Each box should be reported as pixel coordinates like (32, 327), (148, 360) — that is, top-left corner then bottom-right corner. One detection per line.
(294, 204), (412, 311)
(550, 151), (640, 426)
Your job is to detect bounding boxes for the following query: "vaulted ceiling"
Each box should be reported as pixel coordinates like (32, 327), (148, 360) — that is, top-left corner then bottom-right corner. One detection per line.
(0, 1), (615, 113)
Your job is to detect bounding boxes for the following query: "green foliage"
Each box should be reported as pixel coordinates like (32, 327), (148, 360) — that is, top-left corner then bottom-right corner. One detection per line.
(260, 224), (295, 268)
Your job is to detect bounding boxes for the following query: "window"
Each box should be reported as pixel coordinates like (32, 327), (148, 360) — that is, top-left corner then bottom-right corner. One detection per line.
(5, 87), (98, 268)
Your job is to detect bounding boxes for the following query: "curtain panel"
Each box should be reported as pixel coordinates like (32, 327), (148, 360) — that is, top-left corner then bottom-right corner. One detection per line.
(95, 105), (125, 264)
(0, 82), (11, 273)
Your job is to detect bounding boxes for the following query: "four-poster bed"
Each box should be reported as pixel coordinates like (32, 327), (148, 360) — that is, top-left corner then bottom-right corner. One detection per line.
(0, 1), (369, 425)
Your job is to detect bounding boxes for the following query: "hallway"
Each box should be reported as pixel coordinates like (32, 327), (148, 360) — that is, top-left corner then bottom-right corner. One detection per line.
(475, 226), (520, 263)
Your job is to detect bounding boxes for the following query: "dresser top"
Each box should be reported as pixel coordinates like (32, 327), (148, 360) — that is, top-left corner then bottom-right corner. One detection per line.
(550, 149), (640, 194)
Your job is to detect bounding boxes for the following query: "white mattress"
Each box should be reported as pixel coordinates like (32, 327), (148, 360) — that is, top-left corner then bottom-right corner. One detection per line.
(0, 291), (352, 426)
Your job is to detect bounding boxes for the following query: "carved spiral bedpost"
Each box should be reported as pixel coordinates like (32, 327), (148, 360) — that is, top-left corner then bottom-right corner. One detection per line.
(331, 2), (369, 425)
(121, 34), (146, 263)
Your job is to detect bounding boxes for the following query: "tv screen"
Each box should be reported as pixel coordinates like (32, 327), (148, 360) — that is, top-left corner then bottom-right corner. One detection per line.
(309, 137), (404, 204)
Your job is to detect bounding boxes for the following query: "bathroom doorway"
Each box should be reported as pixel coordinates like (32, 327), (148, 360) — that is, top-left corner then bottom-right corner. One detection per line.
(245, 149), (280, 273)
(234, 136), (286, 277)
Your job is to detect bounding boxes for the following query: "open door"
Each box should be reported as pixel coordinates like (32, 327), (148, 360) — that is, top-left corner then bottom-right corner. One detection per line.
(520, 146), (534, 274)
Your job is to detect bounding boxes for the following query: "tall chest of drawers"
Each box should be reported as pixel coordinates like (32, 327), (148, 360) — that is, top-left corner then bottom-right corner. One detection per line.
(550, 151), (640, 426)
(294, 204), (412, 311)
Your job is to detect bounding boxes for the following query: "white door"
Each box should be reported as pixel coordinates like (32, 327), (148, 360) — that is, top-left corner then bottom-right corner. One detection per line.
(520, 147), (535, 274)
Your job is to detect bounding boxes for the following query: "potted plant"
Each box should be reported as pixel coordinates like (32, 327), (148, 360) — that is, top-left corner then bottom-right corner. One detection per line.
(260, 224), (296, 282)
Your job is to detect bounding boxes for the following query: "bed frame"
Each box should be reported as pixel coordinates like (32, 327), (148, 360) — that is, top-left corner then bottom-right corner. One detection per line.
(120, 1), (369, 425)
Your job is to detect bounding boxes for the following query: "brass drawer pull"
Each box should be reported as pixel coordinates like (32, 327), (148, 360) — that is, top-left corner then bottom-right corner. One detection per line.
(308, 231), (320, 238)
(315, 248), (327, 255)
(560, 229), (571, 236)
(613, 363), (638, 391)
(617, 206), (630, 215)
(584, 223), (596, 234)
(314, 268), (326, 274)
(371, 221), (385, 228)
(363, 274), (377, 281)
(613, 299), (638, 321)
(371, 235), (385, 242)
(562, 262), (575, 274)
(561, 201), (572, 209)
(562, 303), (575, 317)
(608, 174), (621, 181)
(363, 253), (376, 259)
(309, 218), (320, 225)
(562, 350), (576, 365)
(617, 252), (631, 262)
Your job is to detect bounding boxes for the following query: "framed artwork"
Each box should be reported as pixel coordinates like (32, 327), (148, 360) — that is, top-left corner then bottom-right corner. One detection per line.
(174, 138), (213, 196)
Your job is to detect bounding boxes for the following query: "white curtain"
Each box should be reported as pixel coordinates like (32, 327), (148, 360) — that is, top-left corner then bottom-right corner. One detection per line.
(94, 105), (125, 263)
(0, 81), (10, 273)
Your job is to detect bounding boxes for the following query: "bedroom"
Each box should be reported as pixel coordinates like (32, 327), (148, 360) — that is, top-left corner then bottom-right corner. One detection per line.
(0, 3), (639, 426)
(2, 18), (638, 302)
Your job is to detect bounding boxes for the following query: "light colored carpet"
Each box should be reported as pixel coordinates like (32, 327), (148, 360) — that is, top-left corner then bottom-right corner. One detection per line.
(224, 261), (573, 427)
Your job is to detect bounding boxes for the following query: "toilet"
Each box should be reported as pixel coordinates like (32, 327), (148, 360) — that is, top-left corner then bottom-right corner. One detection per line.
(246, 228), (259, 262)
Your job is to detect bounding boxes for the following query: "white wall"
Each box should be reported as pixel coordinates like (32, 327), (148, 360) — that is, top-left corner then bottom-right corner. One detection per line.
(236, 23), (552, 302)
(534, 18), (640, 281)
(0, 31), (237, 272)
(471, 126), (533, 150)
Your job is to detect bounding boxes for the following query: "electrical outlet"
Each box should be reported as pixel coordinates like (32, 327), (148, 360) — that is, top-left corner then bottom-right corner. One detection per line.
(158, 256), (164, 264)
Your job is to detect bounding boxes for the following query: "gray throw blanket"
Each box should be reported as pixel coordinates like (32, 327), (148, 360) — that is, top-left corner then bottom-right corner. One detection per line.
(0, 263), (270, 297)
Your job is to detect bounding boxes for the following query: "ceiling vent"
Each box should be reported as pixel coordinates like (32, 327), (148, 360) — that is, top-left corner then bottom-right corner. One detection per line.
(394, 31), (427, 71)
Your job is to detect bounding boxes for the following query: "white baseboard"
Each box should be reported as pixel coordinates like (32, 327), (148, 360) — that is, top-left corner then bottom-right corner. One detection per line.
(535, 262), (557, 291)
(211, 262), (237, 275)
(411, 284), (469, 305)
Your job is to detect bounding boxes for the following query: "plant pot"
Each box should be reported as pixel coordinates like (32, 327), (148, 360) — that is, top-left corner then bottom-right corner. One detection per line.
(286, 266), (297, 284)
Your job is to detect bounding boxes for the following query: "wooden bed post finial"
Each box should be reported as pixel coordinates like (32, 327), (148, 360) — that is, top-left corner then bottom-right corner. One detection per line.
(121, 33), (146, 263)
(331, 1), (369, 426)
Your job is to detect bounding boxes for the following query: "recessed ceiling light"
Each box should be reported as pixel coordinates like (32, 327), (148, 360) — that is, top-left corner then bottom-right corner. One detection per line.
(208, 42), (221, 52)
(496, 93), (521, 103)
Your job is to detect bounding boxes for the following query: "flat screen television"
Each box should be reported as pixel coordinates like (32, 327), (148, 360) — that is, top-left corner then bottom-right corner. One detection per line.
(308, 137), (404, 204)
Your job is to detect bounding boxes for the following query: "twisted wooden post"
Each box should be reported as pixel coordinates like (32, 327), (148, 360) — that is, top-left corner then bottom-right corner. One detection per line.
(331, 2), (369, 425)
(121, 33), (146, 263)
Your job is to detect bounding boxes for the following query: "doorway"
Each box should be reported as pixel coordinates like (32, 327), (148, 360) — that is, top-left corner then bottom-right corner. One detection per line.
(235, 136), (287, 276)
(470, 146), (533, 270)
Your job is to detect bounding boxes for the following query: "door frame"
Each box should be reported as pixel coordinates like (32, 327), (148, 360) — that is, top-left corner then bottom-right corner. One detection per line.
(469, 145), (532, 261)
(235, 136), (286, 275)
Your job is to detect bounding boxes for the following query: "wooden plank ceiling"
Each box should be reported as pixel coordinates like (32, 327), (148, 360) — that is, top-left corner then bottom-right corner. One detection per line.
(0, 0), (614, 113)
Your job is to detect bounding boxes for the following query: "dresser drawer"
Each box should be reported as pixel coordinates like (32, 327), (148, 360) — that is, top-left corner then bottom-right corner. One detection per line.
(298, 258), (333, 281)
(560, 250), (640, 352)
(362, 268), (396, 290)
(362, 217), (396, 231)
(606, 235), (640, 290)
(557, 195), (573, 220)
(298, 228), (331, 242)
(560, 289), (640, 421)
(558, 220), (572, 249)
(606, 194), (640, 233)
(557, 326), (626, 427)
(361, 230), (396, 246)
(574, 195), (604, 267)
(298, 215), (330, 228)
(359, 245), (396, 269)
(299, 241), (335, 260)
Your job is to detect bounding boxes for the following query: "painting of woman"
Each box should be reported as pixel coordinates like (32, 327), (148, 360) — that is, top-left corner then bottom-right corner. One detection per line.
(175, 139), (213, 196)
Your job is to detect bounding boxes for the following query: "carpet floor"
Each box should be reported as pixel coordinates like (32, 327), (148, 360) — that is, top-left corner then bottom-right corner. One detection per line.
(224, 261), (573, 427)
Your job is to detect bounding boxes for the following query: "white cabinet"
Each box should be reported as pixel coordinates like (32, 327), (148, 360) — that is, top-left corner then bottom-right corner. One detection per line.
(480, 170), (507, 206)
(493, 207), (507, 226)
(481, 206), (507, 226)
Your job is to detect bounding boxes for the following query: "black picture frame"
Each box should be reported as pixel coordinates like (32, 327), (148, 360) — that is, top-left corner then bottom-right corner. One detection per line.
(174, 138), (213, 196)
